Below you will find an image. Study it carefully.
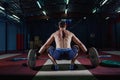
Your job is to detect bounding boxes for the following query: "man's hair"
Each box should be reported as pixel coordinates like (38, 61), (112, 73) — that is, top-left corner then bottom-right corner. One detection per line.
(58, 21), (66, 28)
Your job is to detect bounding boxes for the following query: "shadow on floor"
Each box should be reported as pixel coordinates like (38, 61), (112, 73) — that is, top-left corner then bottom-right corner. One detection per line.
(31, 64), (95, 71)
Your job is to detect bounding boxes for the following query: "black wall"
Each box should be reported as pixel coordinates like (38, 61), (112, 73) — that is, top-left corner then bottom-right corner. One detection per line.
(1, 12), (119, 52)
(27, 16), (120, 50)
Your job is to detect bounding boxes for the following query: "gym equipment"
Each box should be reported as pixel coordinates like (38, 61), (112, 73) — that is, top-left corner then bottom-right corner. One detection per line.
(100, 60), (120, 67)
(11, 57), (27, 61)
(89, 47), (99, 67)
(99, 55), (111, 58)
(27, 49), (36, 69)
(27, 47), (100, 69)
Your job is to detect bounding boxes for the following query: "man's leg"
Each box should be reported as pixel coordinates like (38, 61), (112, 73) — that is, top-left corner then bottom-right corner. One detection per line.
(70, 45), (79, 70)
(71, 45), (79, 64)
(48, 54), (57, 65)
(47, 46), (59, 70)
(71, 53), (79, 64)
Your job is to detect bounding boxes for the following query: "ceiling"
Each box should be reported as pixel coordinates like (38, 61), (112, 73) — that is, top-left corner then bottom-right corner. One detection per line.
(0, 0), (120, 21)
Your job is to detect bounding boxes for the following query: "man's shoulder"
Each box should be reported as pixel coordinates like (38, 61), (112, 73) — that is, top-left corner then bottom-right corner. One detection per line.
(54, 30), (59, 34)
(52, 31), (58, 35)
(66, 30), (74, 35)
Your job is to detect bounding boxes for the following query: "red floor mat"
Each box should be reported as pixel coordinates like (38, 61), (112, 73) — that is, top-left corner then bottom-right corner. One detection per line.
(0, 54), (47, 74)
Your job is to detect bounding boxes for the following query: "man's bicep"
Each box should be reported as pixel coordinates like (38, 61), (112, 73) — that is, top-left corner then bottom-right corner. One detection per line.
(72, 34), (81, 44)
(72, 34), (87, 52)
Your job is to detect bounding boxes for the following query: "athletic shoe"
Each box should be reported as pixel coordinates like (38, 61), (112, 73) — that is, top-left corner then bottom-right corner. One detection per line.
(51, 65), (59, 71)
(69, 64), (77, 70)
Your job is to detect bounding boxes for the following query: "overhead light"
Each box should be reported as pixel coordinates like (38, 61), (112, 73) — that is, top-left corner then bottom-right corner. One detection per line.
(12, 14), (20, 19)
(100, 0), (108, 6)
(42, 11), (46, 15)
(0, 6), (5, 10)
(105, 17), (110, 20)
(92, 9), (96, 13)
(65, 8), (68, 14)
(115, 7), (120, 13)
(37, 1), (42, 8)
(0, 10), (5, 16)
(83, 17), (86, 20)
(118, 11), (120, 13)
(92, 8), (99, 13)
(8, 15), (20, 22)
(66, 0), (69, 5)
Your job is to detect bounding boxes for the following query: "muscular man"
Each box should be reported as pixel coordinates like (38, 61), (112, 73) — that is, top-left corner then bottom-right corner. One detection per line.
(38, 21), (87, 70)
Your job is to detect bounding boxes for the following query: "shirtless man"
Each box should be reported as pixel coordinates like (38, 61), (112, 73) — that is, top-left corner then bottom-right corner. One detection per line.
(38, 21), (87, 70)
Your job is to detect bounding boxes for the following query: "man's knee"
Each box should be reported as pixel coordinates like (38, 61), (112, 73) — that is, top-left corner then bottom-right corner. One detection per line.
(73, 45), (79, 49)
(72, 45), (79, 53)
(47, 46), (54, 53)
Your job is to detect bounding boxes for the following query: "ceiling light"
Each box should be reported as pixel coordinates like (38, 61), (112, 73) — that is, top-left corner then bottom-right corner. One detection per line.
(115, 7), (120, 13)
(37, 1), (42, 8)
(0, 10), (5, 15)
(42, 11), (46, 15)
(83, 17), (86, 19)
(65, 8), (68, 14)
(100, 0), (108, 6)
(105, 17), (110, 20)
(12, 14), (20, 19)
(8, 15), (20, 22)
(92, 9), (96, 13)
(117, 11), (120, 13)
(66, 0), (69, 5)
(92, 8), (99, 13)
(0, 6), (5, 10)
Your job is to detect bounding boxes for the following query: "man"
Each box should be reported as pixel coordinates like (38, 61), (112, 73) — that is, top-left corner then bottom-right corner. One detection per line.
(38, 21), (87, 70)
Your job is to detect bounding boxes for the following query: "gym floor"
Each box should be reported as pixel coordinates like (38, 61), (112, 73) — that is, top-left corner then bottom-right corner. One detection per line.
(0, 51), (120, 80)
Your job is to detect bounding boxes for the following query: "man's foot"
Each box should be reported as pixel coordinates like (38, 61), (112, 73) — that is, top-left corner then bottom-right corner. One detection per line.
(69, 64), (77, 70)
(51, 65), (59, 71)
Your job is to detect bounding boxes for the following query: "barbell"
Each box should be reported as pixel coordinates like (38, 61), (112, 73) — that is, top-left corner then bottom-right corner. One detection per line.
(27, 47), (99, 69)
(27, 49), (37, 69)
(89, 47), (99, 67)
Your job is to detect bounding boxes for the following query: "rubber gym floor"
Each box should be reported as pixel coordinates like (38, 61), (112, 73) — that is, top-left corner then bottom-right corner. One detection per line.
(0, 51), (120, 80)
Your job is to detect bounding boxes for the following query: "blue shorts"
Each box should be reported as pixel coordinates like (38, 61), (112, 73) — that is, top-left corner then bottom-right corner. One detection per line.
(48, 46), (78, 60)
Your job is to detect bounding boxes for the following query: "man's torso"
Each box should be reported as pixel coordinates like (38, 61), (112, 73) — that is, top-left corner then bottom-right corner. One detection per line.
(53, 30), (73, 48)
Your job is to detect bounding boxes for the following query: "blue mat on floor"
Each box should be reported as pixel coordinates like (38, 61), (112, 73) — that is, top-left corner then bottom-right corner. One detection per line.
(11, 57), (27, 61)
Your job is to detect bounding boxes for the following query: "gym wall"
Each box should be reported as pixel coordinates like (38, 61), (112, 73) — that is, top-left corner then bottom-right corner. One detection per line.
(27, 16), (120, 50)
(0, 16), (119, 52)
(27, 19), (58, 43)
(0, 20), (17, 51)
(27, 18), (105, 49)
(0, 20), (5, 51)
(0, 17), (27, 52)
(115, 18), (120, 49)
(7, 22), (17, 50)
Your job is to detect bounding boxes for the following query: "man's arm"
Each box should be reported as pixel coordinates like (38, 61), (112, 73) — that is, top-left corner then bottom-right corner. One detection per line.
(38, 33), (54, 54)
(72, 34), (87, 53)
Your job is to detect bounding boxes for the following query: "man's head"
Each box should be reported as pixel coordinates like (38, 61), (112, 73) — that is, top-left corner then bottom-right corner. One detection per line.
(58, 21), (67, 29)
